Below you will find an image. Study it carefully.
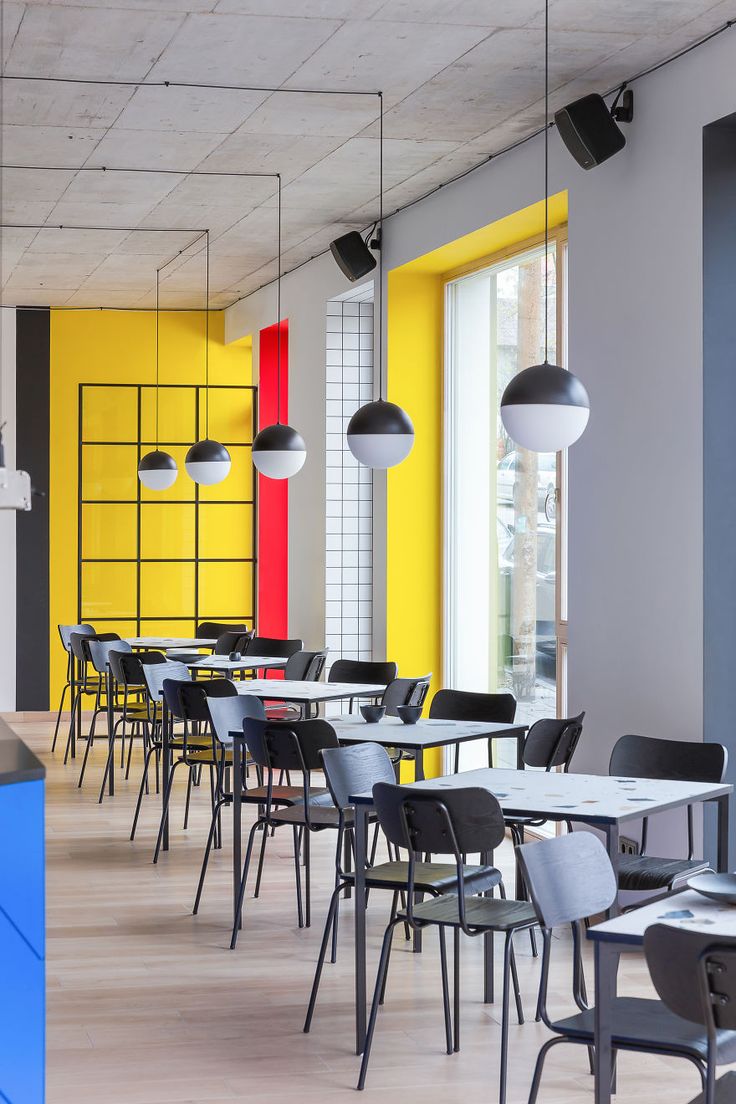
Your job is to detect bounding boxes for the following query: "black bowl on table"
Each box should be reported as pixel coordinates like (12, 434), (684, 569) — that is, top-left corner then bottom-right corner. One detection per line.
(397, 705), (422, 725)
(360, 704), (386, 724)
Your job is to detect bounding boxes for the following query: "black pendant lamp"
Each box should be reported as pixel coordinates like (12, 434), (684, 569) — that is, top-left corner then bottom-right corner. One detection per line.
(252, 174), (307, 480)
(500, 0), (590, 453)
(138, 267), (178, 491)
(347, 93), (414, 469)
(185, 231), (231, 485)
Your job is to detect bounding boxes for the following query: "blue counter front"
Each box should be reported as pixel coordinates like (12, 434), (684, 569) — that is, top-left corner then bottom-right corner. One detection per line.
(0, 722), (45, 1104)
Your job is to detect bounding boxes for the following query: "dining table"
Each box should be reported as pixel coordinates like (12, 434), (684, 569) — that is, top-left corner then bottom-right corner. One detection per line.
(588, 877), (735, 1104)
(348, 767), (732, 1055)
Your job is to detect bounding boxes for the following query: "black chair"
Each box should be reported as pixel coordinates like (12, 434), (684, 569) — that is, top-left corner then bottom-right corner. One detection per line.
(152, 678), (238, 862)
(130, 660), (192, 841)
(429, 688), (517, 771)
(169, 626), (253, 665)
(645, 925), (736, 1104)
(266, 649), (329, 721)
(382, 674), (431, 716)
(246, 636), (303, 659)
(608, 734), (727, 895)
(196, 621), (250, 641)
(108, 649), (165, 785)
(65, 631), (120, 766)
(507, 712), (585, 844)
(304, 743), (505, 1034)
(52, 623), (95, 752)
(358, 784), (537, 1102)
(76, 639), (137, 792)
(516, 831), (736, 1104)
(327, 659), (397, 712)
(229, 718), (338, 947)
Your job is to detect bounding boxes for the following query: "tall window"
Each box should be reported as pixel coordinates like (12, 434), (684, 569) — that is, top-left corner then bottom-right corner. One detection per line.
(444, 232), (567, 768)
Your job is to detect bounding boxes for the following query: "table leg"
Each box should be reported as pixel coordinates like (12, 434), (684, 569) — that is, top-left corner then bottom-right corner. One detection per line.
(106, 667), (115, 797)
(354, 802), (369, 1055)
(232, 735), (243, 932)
(68, 662), (77, 760)
(412, 748), (425, 954)
(716, 794), (730, 872)
(162, 700), (171, 853)
(604, 824), (620, 918)
(516, 733), (524, 771)
(593, 940), (618, 1104)
(482, 848), (494, 1004)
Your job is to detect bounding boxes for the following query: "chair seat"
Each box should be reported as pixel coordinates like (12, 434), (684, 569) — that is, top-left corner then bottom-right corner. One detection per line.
(688, 1070), (736, 1103)
(402, 891), (536, 930)
(617, 854), (711, 892)
(347, 860), (502, 896)
(553, 996), (736, 1062)
(226, 785), (331, 806)
(269, 802), (343, 828)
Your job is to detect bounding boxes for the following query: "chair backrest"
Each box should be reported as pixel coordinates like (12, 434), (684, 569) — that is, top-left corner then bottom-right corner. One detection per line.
(284, 649), (328, 682)
(524, 712), (585, 770)
(321, 742), (396, 810)
(429, 688), (517, 724)
(69, 630), (118, 663)
(382, 675), (432, 717)
(213, 629), (253, 656)
(246, 636), (303, 658)
(644, 924), (736, 1029)
(328, 659), (398, 686)
(142, 660), (191, 702)
(58, 623), (95, 651)
(244, 717), (338, 774)
(516, 832), (617, 929)
(87, 638), (131, 676)
(207, 694), (266, 745)
(609, 734), (728, 783)
(196, 621), (249, 641)
(164, 677), (237, 722)
(373, 782), (506, 855)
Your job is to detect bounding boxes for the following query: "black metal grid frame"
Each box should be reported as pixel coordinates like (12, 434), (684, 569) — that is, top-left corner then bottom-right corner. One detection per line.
(77, 381), (258, 633)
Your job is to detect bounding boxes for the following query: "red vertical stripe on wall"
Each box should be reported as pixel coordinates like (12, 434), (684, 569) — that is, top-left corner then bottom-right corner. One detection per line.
(257, 320), (289, 638)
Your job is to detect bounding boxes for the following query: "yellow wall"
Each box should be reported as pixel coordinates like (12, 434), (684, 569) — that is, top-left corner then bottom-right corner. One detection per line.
(386, 195), (567, 778)
(49, 309), (252, 703)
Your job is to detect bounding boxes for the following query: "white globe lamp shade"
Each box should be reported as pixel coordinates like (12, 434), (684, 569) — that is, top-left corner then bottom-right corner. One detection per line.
(138, 450), (178, 491)
(500, 362), (590, 452)
(347, 399), (414, 469)
(185, 439), (231, 485)
(252, 423), (307, 480)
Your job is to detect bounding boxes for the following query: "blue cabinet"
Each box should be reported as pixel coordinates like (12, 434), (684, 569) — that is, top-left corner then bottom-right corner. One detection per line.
(0, 769), (45, 1104)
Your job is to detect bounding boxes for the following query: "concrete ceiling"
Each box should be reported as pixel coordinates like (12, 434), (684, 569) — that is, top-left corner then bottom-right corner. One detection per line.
(1, 0), (734, 309)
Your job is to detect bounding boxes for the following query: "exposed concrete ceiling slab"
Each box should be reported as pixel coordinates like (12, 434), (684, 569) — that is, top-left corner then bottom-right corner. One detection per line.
(2, 0), (735, 308)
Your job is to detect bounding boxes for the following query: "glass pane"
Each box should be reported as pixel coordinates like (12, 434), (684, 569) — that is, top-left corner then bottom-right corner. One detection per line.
(82, 386), (137, 443)
(205, 387), (254, 444)
(82, 503), (137, 559)
(140, 504), (196, 560)
(82, 445), (138, 501)
(141, 620), (196, 639)
(141, 386), (196, 446)
(81, 562), (136, 620)
(198, 562), (253, 620)
(199, 503), (253, 560)
(140, 562), (195, 619)
(445, 242), (562, 768)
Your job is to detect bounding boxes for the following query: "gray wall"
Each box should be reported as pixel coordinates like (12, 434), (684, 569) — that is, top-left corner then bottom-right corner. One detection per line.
(226, 30), (736, 856)
(0, 309), (16, 711)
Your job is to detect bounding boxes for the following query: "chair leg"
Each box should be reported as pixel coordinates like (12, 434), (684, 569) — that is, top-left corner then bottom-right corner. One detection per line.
(51, 682), (69, 753)
(438, 928), (453, 1056)
(293, 826), (304, 928)
(130, 743), (156, 840)
(253, 819), (270, 899)
(193, 799), (226, 914)
(304, 827), (312, 928)
(510, 935), (524, 1025)
(183, 766), (194, 830)
(124, 720), (136, 780)
(64, 688), (81, 764)
(357, 920), (400, 1090)
(77, 706), (100, 788)
(499, 932), (517, 1104)
(303, 882), (346, 1033)
(453, 928), (460, 1052)
(527, 1037), (568, 1104)
(153, 760), (183, 864)
(229, 819), (262, 950)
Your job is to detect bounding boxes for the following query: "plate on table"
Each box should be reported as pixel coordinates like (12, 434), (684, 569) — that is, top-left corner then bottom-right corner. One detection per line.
(687, 872), (736, 905)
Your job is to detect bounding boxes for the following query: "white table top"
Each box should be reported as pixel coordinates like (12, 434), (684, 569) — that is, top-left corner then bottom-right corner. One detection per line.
(331, 715), (526, 749)
(189, 655), (288, 672)
(234, 680), (386, 703)
(589, 888), (736, 946)
(125, 637), (216, 650)
(351, 765), (731, 821)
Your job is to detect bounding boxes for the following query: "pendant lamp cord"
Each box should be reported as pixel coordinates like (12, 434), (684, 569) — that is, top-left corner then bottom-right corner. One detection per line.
(544, 0), (550, 364)
(204, 228), (210, 434)
(155, 265), (160, 447)
(378, 90), (384, 401)
(276, 172), (282, 425)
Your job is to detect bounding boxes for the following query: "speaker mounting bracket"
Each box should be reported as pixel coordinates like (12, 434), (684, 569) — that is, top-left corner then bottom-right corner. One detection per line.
(611, 87), (634, 124)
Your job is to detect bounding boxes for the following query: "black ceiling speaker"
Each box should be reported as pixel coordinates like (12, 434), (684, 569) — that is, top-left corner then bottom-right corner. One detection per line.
(329, 230), (377, 282)
(554, 90), (633, 170)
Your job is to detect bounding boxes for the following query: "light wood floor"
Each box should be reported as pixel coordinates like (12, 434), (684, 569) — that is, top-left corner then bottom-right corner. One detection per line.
(11, 718), (709, 1104)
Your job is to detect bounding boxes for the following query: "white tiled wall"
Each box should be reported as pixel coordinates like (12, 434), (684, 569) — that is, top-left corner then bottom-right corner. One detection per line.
(325, 298), (374, 668)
